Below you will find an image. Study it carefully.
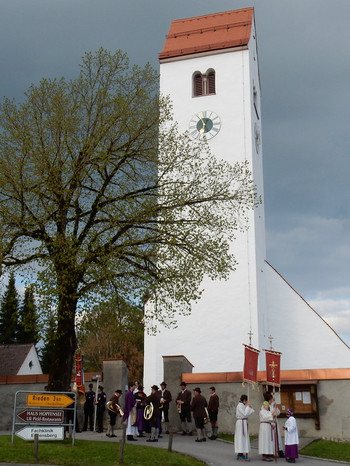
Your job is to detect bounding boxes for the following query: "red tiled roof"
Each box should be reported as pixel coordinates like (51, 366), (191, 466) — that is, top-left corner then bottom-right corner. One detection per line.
(182, 368), (350, 384)
(0, 344), (33, 376)
(159, 7), (253, 60)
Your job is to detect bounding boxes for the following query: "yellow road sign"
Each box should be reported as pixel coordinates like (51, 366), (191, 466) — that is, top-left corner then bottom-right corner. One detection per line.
(27, 393), (73, 408)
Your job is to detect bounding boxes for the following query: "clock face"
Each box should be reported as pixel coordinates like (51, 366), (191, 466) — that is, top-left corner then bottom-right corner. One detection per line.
(189, 111), (221, 140)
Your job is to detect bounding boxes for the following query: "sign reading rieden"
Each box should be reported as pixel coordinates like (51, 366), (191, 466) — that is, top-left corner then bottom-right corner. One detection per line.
(16, 426), (64, 441)
(17, 409), (64, 424)
(26, 393), (73, 408)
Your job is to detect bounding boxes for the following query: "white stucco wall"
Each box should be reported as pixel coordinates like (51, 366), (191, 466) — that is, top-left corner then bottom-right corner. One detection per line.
(144, 19), (267, 388)
(144, 13), (350, 390)
(17, 345), (43, 375)
(263, 262), (350, 370)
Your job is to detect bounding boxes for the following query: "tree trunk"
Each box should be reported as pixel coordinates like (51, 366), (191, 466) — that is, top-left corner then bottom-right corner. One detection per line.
(48, 294), (78, 391)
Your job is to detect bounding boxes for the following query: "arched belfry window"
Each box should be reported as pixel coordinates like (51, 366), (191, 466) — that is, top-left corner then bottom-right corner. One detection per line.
(207, 70), (215, 94)
(194, 72), (203, 97)
(193, 69), (216, 97)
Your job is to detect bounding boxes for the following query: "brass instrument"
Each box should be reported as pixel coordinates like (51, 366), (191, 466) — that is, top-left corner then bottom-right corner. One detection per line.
(204, 407), (209, 424)
(144, 402), (154, 420)
(72, 382), (85, 405)
(106, 401), (124, 416)
(177, 402), (182, 414)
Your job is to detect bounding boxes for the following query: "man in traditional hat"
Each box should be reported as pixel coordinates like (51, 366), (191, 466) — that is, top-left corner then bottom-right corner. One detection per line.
(158, 381), (172, 434)
(176, 381), (192, 435)
(191, 387), (208, 442)
(145, 384), (161, 442)
(106, 389), (122, 438)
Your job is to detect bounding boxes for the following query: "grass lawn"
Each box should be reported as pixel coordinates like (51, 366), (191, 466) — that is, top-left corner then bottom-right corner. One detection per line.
(0, 435), (205, 466)
(217, 433), (350, 463)
(300, 439), (350, 462)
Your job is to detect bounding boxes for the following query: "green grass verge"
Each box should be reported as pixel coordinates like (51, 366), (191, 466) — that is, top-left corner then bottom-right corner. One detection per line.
(0, 435), (206, 466)
(300, 439), (350, 462)
(217, 433), (257, 443)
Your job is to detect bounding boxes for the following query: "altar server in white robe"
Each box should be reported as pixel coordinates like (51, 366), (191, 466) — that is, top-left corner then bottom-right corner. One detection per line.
(258, 401), (275, 461)
(234, 394), (255, 461)
(283, 409), (299, 463)
(265, 392), (284, 458)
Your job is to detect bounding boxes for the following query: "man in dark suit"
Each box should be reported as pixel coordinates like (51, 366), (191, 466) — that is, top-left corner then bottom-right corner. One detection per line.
(208, 386), (219, 439)
(83, 383), (95, 431)
(158, 381), (172, 434)
(191, 387), (208, 442)
(176, 381), (192, 435)
(145, 385), (161, 442)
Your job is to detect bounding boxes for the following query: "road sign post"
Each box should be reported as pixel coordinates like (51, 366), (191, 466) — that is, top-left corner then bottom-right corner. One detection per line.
(12, 390), (77, 445)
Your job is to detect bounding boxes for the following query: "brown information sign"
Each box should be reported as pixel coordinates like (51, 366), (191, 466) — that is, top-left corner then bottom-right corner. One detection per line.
(27, 393), (73, 408)
(17, 409), (64, 424)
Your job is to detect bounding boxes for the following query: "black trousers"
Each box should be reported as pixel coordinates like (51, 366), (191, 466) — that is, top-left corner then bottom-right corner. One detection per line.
(83, 406), (94, 430)
(97, 407), (105, 431)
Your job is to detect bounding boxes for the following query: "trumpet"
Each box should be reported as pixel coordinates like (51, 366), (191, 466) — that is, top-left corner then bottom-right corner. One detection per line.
(144, 402), (154, 420)
(177, 402), (182, 414)
(106, 401), (124, 416)
(204, 407), (209, 424)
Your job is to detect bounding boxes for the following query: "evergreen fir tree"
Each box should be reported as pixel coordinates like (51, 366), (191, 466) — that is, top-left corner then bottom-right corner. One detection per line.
(17, 285), (39, 344)
(0, 273), (20, 344)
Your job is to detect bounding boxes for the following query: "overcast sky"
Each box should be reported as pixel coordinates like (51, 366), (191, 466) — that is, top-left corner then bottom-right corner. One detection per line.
(1, 0), (349, 345)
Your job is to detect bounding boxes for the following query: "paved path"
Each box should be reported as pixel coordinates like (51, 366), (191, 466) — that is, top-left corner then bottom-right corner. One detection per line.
(1, 429), (347, 465)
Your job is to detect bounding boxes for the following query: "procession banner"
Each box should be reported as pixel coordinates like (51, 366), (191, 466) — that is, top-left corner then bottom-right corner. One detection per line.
(75, 351), (83, 386)
(264, 349), (282, 387)
(243, 344), (260, 386)
(74, 351), (85, 399)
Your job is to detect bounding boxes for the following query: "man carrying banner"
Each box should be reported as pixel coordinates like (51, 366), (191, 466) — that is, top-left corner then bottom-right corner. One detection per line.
(264, 348), (282, 460)
(265, 392), (284, 458)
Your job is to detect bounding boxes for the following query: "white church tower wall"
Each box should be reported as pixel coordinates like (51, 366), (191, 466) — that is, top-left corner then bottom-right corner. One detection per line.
(144, 8), (350, 390)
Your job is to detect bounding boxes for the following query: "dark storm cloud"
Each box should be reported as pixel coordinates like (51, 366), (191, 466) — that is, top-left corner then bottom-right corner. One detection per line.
(0, 0), (349, 342)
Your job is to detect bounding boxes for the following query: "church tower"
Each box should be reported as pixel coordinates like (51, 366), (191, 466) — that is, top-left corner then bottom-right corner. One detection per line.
(144, 8), (349, 388)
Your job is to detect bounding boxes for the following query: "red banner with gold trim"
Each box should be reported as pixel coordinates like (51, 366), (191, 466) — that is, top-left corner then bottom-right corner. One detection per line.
(75, 351), (84, 387)
(243, 344), (260, 385)
(264, 349), (282, 387)
(74, 351), (85, 401)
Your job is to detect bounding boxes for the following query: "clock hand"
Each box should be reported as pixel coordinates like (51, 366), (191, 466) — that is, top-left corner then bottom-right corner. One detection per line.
(198, 115), (206, 133)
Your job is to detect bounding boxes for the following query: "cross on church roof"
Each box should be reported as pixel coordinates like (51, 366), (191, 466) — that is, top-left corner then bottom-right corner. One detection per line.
(248, 330), (253, 345)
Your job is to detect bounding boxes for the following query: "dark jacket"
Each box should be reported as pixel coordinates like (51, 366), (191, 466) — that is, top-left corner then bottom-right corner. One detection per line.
(191, 394), (207, 418)
(145, 391), (161, 420)
(208, 393), (219, 413)
(176, 389), (191, 410)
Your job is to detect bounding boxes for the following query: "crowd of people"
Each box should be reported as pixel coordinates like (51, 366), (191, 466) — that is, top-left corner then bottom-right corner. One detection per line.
(234, 392), (299, 463)
(76, 381), (299, 462)
(78, 380), (219, 443)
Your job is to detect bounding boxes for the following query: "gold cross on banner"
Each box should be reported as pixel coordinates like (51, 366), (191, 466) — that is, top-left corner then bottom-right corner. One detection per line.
(269, 359), (278, 380)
